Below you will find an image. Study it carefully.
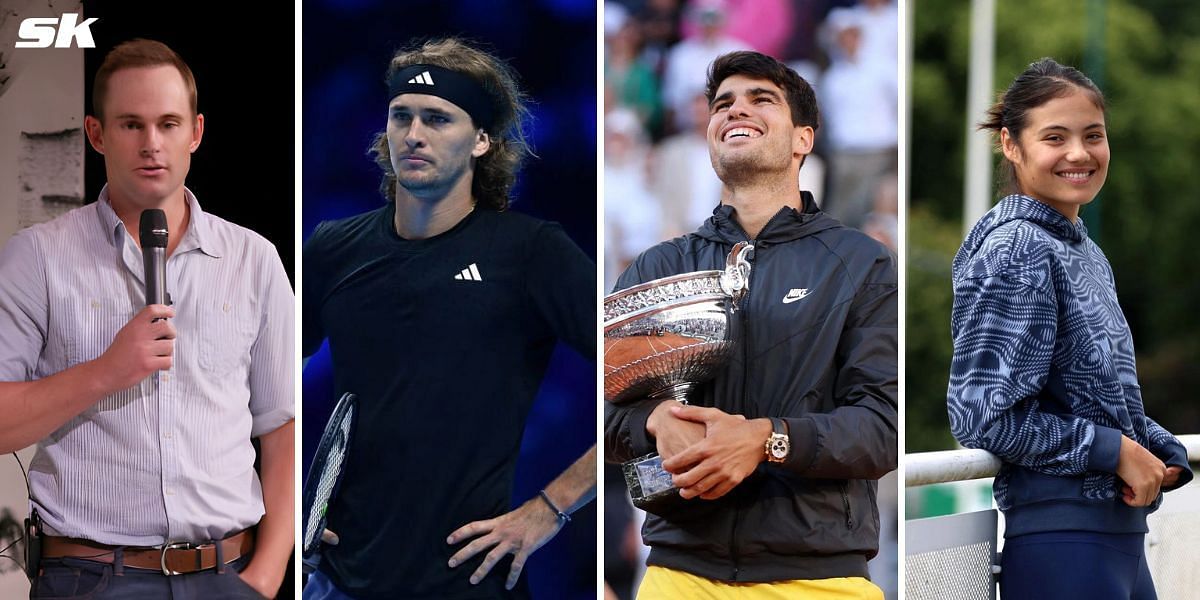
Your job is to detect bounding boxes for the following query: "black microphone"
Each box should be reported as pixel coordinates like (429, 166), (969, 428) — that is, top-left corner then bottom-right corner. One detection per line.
(139, 209), (168, 306)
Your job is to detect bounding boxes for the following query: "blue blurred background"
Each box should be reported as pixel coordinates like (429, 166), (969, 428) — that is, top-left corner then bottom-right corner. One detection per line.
(301, 1), (597, 599)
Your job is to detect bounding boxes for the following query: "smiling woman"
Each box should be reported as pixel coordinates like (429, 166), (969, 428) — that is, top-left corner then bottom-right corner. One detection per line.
(946, 58), (1194, 599)
(980, 59), (1109, 222)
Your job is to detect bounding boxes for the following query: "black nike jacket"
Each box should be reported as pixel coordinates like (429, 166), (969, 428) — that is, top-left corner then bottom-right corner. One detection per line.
(605, 194), (898, 582)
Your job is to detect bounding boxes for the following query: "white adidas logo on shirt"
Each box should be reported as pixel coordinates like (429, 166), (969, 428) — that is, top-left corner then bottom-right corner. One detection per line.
(454, 263), (482, 282)
(407, 71), (434, 86)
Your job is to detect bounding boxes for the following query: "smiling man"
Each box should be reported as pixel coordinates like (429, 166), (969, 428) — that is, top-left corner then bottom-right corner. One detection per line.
(604, 51), (898, 599)
(301, 38), (595, 599)
(0, 39), (294, 599)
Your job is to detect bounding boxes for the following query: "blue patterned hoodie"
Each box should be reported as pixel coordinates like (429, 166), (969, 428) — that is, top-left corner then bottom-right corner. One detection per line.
(947, 194), (1193, 537)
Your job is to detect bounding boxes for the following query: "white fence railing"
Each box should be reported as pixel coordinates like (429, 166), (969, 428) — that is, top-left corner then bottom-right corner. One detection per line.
(906, 435), (1200, 487)
(905, 434), (1200, 600)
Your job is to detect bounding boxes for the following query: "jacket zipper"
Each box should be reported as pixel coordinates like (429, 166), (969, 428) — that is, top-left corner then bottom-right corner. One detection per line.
(840, 481), (854, 529)
(730, 505), (741, 581)
(730, 239), (754, 581)
(738, 241), (754, 418)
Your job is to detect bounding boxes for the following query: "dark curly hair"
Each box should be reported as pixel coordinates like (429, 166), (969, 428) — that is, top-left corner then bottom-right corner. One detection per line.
(369, 38), (531, 210)
(979, 57), (1105, 197)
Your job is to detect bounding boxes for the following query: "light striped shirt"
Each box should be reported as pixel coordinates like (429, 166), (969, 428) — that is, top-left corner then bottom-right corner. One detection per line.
(0, 187), (294, 545)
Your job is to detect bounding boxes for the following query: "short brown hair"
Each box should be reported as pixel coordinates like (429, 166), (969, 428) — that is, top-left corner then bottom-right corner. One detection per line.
(369, 38), (531, 210)
(93, 39), (198, 121)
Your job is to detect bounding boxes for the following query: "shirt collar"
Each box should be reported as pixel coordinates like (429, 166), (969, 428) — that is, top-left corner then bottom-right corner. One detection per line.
(94, 185), (223, 258)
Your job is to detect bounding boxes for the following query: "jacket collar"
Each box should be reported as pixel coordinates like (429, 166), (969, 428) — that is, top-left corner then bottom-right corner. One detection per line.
(696, 191), (840, 247)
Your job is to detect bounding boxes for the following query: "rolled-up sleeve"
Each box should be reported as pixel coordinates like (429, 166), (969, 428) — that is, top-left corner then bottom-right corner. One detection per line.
(0, 230), (48, 383)
(248, 239), (295, 437)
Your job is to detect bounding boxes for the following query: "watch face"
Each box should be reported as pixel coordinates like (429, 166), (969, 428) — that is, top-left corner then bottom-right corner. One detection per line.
(769, 436), (789, 459)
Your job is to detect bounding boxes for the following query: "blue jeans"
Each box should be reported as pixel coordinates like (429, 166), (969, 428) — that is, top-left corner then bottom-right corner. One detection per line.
(30, 553), (264, 599)
(999, 531), (1156, 600)
(303, 570), (355, 600)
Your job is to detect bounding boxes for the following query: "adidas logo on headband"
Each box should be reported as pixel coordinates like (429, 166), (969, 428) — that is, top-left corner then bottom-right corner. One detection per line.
(407, 71), (434, 86)
(389, 64), (494, 129)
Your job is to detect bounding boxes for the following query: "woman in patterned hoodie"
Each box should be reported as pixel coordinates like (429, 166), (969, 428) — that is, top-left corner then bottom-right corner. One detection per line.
(946, 58), (1193, 599)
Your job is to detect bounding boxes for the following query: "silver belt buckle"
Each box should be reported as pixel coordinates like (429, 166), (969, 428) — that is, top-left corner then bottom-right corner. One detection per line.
(159, 541), (195, 576)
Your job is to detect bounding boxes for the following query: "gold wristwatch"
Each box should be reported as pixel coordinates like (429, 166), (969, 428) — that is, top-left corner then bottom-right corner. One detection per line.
(764, 417), (790, 463)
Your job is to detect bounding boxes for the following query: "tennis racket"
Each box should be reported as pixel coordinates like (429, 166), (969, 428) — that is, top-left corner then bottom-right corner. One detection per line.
(302, 392), (357, 558)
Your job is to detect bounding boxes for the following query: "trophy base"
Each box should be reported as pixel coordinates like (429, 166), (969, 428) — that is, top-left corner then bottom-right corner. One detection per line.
(622, 452), (684, 512)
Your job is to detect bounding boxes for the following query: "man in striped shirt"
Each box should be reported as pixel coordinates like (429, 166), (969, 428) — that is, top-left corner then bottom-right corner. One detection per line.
(0, 39), (294, 599)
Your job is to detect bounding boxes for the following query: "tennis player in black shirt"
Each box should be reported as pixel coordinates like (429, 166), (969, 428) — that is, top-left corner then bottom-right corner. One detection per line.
(302, 38), (596, 599)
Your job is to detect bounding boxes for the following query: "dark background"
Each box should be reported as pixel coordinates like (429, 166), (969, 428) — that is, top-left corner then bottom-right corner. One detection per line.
(82, 1), (295, 283)
(301, 1), (597, 599)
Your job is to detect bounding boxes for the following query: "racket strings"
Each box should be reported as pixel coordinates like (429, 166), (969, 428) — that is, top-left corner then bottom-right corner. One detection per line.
(303, 402), (355, 553)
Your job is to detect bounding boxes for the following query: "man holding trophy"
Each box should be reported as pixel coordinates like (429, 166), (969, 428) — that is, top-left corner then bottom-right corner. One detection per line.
(604, 51), (897, 599)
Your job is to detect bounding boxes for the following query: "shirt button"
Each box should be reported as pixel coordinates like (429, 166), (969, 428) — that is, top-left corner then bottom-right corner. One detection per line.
(162, 373), (171, 382)
(163, 432), (173, 439)
(165, 488), (175, 496)
(90, 300), (100, 309)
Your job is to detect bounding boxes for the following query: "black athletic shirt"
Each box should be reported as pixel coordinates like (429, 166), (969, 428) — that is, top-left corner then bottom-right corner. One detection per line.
(303, 204), (595, 599)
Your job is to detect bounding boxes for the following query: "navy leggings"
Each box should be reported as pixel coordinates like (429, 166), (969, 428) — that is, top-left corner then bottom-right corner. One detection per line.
(999, 531), (1156, 600)
(304, 569), (357, 599)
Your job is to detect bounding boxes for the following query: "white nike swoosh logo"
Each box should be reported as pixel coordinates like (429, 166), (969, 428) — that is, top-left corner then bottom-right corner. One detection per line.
(782, 289), (811, 304)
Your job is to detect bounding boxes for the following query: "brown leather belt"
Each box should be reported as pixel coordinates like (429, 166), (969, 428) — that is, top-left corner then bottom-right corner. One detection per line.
(42, 528), (255, 576)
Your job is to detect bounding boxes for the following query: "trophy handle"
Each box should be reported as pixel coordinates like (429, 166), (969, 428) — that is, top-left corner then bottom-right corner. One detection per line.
(719, 241), (755, 308)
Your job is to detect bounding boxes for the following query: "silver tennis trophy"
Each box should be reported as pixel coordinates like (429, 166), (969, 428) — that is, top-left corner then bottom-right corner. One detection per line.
(604, 242), (754, 510)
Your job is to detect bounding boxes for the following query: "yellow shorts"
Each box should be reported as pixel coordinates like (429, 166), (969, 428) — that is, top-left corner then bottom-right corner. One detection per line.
(636, 565), (884, 600)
